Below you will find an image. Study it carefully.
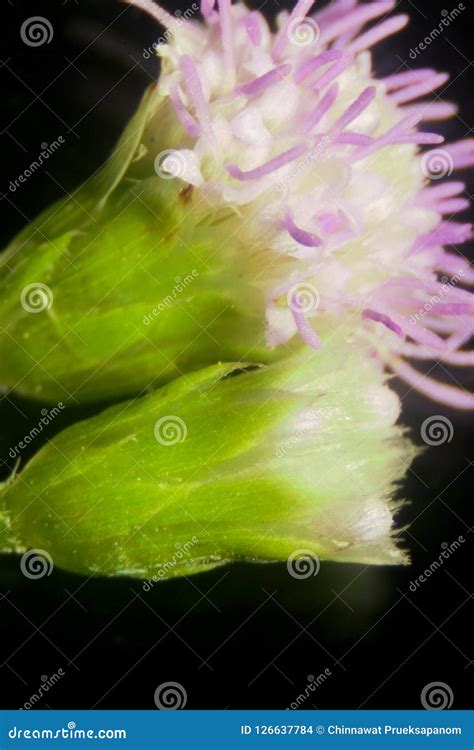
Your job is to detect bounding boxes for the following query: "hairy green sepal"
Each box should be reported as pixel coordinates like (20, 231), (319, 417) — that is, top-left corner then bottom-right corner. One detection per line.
(0, 338), (414, 579)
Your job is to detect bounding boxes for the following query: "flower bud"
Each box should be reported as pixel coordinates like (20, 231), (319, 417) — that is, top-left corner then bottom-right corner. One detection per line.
(0, 337), (415, 578)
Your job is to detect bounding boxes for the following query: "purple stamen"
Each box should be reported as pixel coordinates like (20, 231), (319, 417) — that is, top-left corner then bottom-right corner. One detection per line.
(291, 308), (322, 349)
(319, 1), (395, 45)
(312, 55), (354, 92)
(404, 102), (458, 122)
(226, 144), (308, 181)
(362, 309), (403, 337)
(434, 198), (470, 214)
(391, 132), (444, 145)
(170, 86), (201, 137)
(218, 0), (234, 76)
(294, 51), (343, 85)
(351, 112), (422, 162)
(412, 222), (473, 252)
(399, 342), (474, 367)
(416, 181), (465, 205)
(313, 0), (357, 26)
(273, 0), (318, 59)
(333, 133), (373, 146)
(200, 0), (215, 18)
(316, 212), (341, 233)
(180, 56), (212, 134)
(429, 302), (473, 315)
(125, 0), (176, 28)
(346, 15), (409, 53)
(383, 69), (437, 91)
(302, 83), (338, 133)
(243, 12), (261, 45)
(390, 73), (449, 106)
(284, 210), (323, 247)
(331, 86), (376, 135)
(444, 139), (474, 170)
(237, 64), (292, 96)
(389, 358), (474, 410)
(435, 252), (474, 284)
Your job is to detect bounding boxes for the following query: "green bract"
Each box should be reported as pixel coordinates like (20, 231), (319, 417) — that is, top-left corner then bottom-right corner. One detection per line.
(0, 89), (273, 404)
(0, 337), (414, 579)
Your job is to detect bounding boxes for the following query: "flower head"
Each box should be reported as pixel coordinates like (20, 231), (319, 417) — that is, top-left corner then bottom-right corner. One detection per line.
(132, 0), (474, 409)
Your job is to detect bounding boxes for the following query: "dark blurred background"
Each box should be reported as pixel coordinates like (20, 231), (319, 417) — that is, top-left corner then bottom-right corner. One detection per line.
(0, 0), (472, 710)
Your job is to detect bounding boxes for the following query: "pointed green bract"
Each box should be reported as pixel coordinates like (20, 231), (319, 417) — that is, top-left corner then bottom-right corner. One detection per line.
(0, 336), (415, 579)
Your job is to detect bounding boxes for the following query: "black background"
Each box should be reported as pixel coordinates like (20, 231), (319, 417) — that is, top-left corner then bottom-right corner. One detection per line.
(0, 0), (472, 710)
